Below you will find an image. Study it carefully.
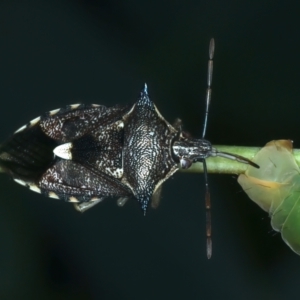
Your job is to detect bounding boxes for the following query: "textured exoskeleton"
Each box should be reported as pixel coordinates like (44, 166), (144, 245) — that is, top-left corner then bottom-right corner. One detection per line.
(0, 86), (181, 213)
(0, 84), (257, 215)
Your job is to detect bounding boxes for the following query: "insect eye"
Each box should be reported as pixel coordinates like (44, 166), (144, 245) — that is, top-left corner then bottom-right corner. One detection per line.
(180, 157), (192, 169)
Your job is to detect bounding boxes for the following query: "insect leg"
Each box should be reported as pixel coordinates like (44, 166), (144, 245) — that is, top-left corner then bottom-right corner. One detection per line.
(74, 198), (105, 213)
(151, 185), (163, 209)
(117, 197), (130, 207)
(173, 118), (183, 130)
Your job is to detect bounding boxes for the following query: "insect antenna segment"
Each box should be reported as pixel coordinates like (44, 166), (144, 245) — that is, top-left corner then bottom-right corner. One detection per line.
(202, 38), (214, 139)
(202, 38), (215, 259)
(198, 39), (258, 259)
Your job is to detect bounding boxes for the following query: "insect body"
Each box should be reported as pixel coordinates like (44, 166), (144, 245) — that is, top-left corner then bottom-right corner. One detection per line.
(0, 39), (258, 257)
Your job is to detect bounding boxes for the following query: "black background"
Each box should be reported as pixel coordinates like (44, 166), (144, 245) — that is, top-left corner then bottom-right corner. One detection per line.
(0, 0), (299, 299)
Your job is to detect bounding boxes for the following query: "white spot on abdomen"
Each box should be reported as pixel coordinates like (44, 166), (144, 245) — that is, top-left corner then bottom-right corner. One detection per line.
(14, 178), (27, 186)
(14, 125), (27, 134)
(53, 142), (73, 160)
(49, 108), (60, 116)
(29, 116), (41, 126)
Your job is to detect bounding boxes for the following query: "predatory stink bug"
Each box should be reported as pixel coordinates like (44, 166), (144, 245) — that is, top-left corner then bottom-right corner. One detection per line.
(0, 39), (258, 258)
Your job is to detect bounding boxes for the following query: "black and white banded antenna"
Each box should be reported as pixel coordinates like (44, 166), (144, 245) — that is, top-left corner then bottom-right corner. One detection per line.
(172, 38), (258, 258)
(202, 38), (214, 259)
(202, 38), (214, 139)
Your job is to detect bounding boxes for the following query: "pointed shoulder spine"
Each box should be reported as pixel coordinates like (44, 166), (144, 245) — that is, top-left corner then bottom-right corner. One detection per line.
(136, 83), (154, 110)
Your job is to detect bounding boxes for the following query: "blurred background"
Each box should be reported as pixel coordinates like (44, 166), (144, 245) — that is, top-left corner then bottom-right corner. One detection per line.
(0, 0), (299, 299)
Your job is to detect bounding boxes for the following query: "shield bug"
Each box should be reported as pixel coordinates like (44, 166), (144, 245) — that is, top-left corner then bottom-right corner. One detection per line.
(0, 39), (258, 258)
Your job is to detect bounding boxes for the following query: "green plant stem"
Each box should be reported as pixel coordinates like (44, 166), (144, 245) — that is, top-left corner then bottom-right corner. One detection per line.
(181, 145), (300, 174)
(2, 145), (300, 175)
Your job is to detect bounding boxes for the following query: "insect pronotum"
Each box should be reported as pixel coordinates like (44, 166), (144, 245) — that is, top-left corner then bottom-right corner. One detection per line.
(0, 39), (258, 258)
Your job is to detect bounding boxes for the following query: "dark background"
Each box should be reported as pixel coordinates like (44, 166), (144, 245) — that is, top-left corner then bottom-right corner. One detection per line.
(0, 0), (299, 299)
